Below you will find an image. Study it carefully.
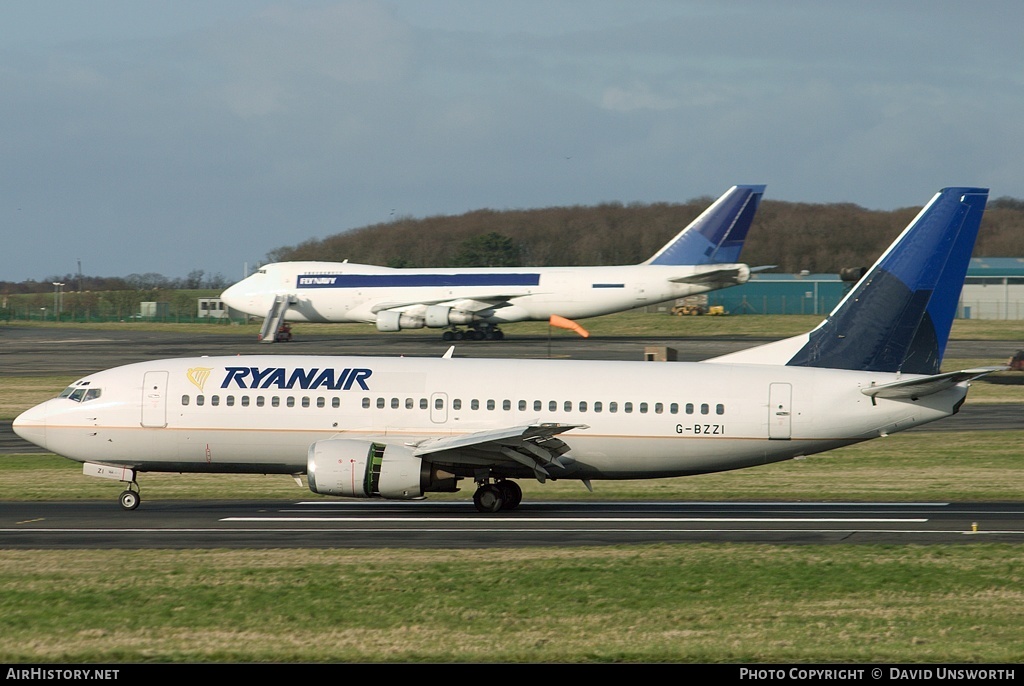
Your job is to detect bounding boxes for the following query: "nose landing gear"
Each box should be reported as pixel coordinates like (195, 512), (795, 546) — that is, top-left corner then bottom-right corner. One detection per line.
(119, 482), (141, 510)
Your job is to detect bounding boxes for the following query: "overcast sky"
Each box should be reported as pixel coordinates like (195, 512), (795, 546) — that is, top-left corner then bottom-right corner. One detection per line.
(3, 1), (1022, 282)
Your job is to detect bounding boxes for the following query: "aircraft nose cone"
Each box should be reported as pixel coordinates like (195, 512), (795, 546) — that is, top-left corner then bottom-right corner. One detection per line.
(219, 282), (243, 308)
(220, 280), (261, 314)
(12, 406), (47, 450)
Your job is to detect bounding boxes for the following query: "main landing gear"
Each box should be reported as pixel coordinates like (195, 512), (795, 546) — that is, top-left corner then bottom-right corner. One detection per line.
(472, 479), (523, 513)
(442, 324), (505, 341)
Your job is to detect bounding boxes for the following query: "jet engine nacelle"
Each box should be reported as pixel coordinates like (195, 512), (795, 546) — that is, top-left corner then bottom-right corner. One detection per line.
(424, 305), (482, 327)
(306, 439), (458, 499)
(375, 310), (425, 332)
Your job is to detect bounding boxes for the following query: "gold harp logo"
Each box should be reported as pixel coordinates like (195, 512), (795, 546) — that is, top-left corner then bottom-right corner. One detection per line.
(187, 367), (213, 392)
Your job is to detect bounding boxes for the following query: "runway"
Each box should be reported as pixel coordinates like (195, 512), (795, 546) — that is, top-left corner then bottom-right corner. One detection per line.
(2, 324), (1021, 373)
(2, 500), (1023, 548)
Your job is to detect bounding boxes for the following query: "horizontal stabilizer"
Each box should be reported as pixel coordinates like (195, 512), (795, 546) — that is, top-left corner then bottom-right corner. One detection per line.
(669, 264), (750, 286)
(861, 367), (1007, 400)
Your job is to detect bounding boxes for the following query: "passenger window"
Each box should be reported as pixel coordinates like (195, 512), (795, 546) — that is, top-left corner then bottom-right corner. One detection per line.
(301, 397), (310, 408)
(534, 400), (542, 412)
(624, 402), (633, 413)
(686, 403), (694, 414)
(701, 403), (709, 415)
(332, 398), (340, 408)
(405, 398), (414, 409)
(286, 397), (295, 408)
(716, 404), (725, 415)
(670, 403), (678, 414)
(197, 395), (205, 406)
(226, 396), (235, 407)
(639, 402), (648, 414)
(257, 396), (265, 407)
(362, 398), (370, 409)
(518, 400), (527, 411)
(548, 400), (556, 412)
(317, 397), (326, 408)
(211, 396), (220, 407)
(420, 398), (428, 410)
(272, 396), (280, 407)
(471, 399), (480, 410)
(579, 401), (587, 412)
(563, 401), (572, 412)
(503, 400), (511, 411)
(594, 401), (602, 413)
(182, 395), (190, 406)
(453, 399), (462, 410)
(487, 400), (495, 411)
(376, 398), (385, 409)
(655, 402), (663, 414)
(434, 397), (444, 410)
(241, 396), (250, 407)
(609, 402), (617, 413)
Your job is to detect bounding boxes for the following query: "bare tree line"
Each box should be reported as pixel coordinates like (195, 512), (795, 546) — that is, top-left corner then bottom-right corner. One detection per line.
(268, 196), (1024, 275)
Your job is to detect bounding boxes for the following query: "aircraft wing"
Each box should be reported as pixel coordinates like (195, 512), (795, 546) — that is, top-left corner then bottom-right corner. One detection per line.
(669, 264), (750, 286)
(409, 422), (587, 481)
(370, 296), (520, 314)
(861, 367), (1007, 400)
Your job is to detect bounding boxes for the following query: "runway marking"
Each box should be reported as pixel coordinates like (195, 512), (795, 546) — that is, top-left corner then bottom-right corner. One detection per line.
(222, 516), (929, 523)
(294, 501), (952, 507)
(4, 528), (1024, 536)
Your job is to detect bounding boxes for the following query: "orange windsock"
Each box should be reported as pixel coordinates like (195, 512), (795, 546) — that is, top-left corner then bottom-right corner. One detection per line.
(549, 314), (590, 338)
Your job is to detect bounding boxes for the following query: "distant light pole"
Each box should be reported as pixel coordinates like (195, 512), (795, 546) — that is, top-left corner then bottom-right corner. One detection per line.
(52, 282), (64, 322)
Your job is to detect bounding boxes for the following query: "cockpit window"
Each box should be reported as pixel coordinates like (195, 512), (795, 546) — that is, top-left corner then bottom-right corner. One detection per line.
(61, 386), (102, 403)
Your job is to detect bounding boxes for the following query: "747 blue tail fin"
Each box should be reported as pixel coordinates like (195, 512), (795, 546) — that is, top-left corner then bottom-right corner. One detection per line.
(707, 187), (989, 374)
(643, 184), (765, 266)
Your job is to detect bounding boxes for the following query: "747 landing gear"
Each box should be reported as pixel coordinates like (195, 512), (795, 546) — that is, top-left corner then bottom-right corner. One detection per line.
(472, 479), (523, 513)
(441, 325), (505, 342)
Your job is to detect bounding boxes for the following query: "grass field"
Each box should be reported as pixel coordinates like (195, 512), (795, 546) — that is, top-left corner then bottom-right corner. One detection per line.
(2, 316), (1022, 663)
(2, 544), (1022, 663)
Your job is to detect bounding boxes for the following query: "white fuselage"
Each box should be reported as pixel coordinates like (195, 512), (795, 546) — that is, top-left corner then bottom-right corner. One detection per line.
(14, 354), (965, 481)
(219, 261), (749, 325)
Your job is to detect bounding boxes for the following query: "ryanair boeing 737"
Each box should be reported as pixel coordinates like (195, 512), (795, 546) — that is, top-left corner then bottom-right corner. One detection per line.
(14, 188), (999, 512)
(219, 184), (765, 341)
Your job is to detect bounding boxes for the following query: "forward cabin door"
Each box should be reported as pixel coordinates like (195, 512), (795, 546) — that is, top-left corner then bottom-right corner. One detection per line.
(141, 371), (169, 428)
(768, 383), (792, 440)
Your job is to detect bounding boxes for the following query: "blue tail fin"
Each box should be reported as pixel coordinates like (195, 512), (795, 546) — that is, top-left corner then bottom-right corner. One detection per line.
(785, 187), (988, 374)
(644, 184), (765, 266)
